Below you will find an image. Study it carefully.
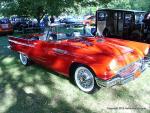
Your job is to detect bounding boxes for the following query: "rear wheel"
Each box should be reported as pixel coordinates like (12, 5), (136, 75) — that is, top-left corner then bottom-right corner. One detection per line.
(19, 53), (31, 66)
(74, 66), (97, 93)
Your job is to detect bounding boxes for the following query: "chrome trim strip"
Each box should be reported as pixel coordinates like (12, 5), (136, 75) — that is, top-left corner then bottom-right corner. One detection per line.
(9, 39), (35, 47)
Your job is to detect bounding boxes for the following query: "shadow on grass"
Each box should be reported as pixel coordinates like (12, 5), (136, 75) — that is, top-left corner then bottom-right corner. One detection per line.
(0, 54), (95, 113)
(110, 86), (148, 113)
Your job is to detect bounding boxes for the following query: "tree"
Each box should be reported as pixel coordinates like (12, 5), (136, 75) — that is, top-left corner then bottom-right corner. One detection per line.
(103, 0), (150, 11)
(129, 0), (150, 11)
(0, 0), (112, 23)
(107, 0), (131, 9)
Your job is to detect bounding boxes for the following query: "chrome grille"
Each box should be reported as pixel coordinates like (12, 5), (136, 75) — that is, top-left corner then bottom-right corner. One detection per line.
(117, 59), (143, 77)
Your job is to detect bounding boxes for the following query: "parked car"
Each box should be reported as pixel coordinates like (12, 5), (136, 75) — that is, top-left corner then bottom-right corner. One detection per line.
(0, 18), (13, 34)
(8, 24), (149, 93)
(11, 16), (30, 30)
(60, 17), (83, 27)
(83, 15), (95, 26)
(10, 16), (40, 32)
(96, 9), (150, 43)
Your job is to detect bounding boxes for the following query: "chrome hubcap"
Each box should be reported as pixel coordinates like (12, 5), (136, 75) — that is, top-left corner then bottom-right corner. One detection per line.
(75, 67), (94, 92)
(20, 53), (27, 65)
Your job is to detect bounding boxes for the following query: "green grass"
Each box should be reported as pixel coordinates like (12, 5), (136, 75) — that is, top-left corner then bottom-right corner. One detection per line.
(0, 35), (150, 113)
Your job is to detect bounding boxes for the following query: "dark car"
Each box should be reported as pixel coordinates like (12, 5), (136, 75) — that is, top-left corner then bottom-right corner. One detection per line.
(10, 16), (40, 32)
(0, 18), (13, 34)
(96, 9), (150, 43)
(60, 17), (83, 27)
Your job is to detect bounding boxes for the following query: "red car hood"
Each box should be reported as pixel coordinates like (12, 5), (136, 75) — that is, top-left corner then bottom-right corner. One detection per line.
(61, 37), (148, 67)
(65, 37), (136, 56)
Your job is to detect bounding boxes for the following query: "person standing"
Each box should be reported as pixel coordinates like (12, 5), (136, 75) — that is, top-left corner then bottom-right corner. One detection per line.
(43, 15), (49, 27)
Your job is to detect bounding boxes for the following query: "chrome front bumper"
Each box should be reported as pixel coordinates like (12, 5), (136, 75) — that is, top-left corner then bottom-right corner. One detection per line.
(95, 59), (147, 87)
(95, 74), (135, 87)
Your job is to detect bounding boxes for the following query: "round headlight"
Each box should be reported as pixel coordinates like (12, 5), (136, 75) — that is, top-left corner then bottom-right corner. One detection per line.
(109, 59), (118, 70)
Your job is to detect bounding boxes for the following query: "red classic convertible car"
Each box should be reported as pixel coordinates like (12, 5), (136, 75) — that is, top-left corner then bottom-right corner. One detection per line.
(8, 24), (149, 93)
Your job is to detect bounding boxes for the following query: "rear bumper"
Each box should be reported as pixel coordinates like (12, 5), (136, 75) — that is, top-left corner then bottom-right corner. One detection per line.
(95, 59), (147, 87)
(0, 29), (13, 34)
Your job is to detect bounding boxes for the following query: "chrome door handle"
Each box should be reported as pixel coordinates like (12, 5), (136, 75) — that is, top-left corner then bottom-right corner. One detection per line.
(52, 48), (67, 54)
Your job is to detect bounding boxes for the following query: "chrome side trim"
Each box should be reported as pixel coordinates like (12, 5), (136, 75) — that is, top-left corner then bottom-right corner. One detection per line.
(8, 39), (35, 47)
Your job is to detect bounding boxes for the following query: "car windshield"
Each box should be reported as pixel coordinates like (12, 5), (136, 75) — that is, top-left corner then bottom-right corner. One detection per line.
(15, 17), (30, 22)
(47, 24), (93, 41)
(0, 18), (10, 24)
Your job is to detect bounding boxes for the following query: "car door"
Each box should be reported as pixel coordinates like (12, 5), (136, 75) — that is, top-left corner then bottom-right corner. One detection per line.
(116, 12), (124, 36)
(123, 12), (134, 37)
(46, 41), (73, 75)
(27, 39), (56, 66)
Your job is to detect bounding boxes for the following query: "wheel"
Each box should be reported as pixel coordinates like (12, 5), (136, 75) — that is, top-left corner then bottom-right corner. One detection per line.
(74, 66), (97, 93)
(19, 53), (31, 66)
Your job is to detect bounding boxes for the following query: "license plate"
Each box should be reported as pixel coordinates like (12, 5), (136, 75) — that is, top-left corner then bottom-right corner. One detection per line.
(1, 24), (8, 28)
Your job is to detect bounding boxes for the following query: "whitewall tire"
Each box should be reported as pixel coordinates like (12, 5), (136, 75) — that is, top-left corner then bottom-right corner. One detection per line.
(19, 53), (30, 66)
(74, 66), (96, 93)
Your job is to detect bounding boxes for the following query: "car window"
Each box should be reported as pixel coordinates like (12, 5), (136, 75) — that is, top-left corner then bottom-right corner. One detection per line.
(97, 11), (107, 21)
(46, 25), (93, 41)
(114, 12), (123, 20)
(125, 13), (132, 24)
(135, 12), (145, 24)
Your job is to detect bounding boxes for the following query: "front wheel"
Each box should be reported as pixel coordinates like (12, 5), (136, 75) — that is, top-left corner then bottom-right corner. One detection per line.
(19, 53), (31, 66)
(74, 66), (97, 93)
